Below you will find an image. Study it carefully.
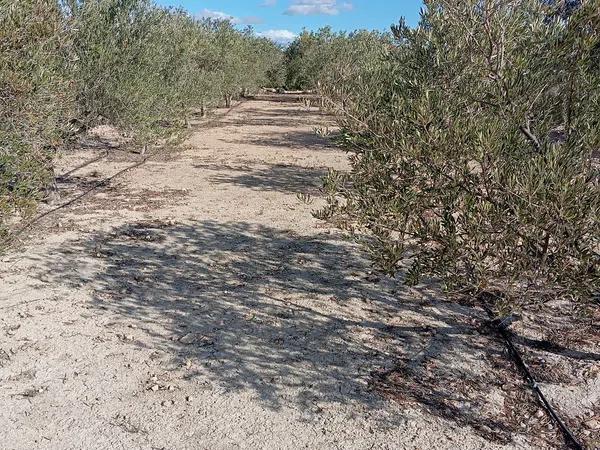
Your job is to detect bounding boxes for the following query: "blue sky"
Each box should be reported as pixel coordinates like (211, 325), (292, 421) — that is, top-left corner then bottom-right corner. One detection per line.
(154, 0), (424, 44)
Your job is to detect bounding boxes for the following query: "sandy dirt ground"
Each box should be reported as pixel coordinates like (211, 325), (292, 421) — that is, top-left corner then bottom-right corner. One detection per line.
(0, 101), (598, 450)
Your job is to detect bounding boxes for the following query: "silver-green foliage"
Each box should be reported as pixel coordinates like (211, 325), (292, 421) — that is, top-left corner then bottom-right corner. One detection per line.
(317, 0), (600, 308)
(68, 0), (282, 133)
(284, 27), (391, 91)
(0, 0), (75, 234)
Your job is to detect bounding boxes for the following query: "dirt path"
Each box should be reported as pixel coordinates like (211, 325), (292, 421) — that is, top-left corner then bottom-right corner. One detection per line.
(0, 101), (564, 449)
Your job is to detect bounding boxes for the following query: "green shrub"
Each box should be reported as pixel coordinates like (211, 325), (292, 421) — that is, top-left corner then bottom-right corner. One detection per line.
(68, 0), (198, 136)
(317, 0), (600, 309)
(0, 0), (74, 235)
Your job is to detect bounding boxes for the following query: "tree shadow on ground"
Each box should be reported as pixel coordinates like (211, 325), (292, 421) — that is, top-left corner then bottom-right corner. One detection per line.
(36, 219), (550, 445)
(219, 130), (337, 152)
(219, 105), (333, 130)
(205, 163), (328, 195)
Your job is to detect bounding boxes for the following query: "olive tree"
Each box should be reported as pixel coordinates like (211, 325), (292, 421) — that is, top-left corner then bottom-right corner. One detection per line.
(0, 0), (74, 235)
(317, 0), (599, 311)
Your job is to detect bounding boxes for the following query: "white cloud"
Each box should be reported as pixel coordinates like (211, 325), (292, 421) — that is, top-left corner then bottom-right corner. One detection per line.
(257, 29), (298, 44)
(284, 0), (353, 16)
(261, 0), (277, 6)
(199, 9), (263, 25)
(199, 8), (241, 23)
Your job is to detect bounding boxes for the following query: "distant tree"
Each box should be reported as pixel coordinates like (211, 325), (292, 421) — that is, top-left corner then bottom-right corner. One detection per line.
(284, 27), (390, 91)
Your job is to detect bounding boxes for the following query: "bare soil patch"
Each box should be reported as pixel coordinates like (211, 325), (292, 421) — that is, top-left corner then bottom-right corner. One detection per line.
(0, 101), (597, 450)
